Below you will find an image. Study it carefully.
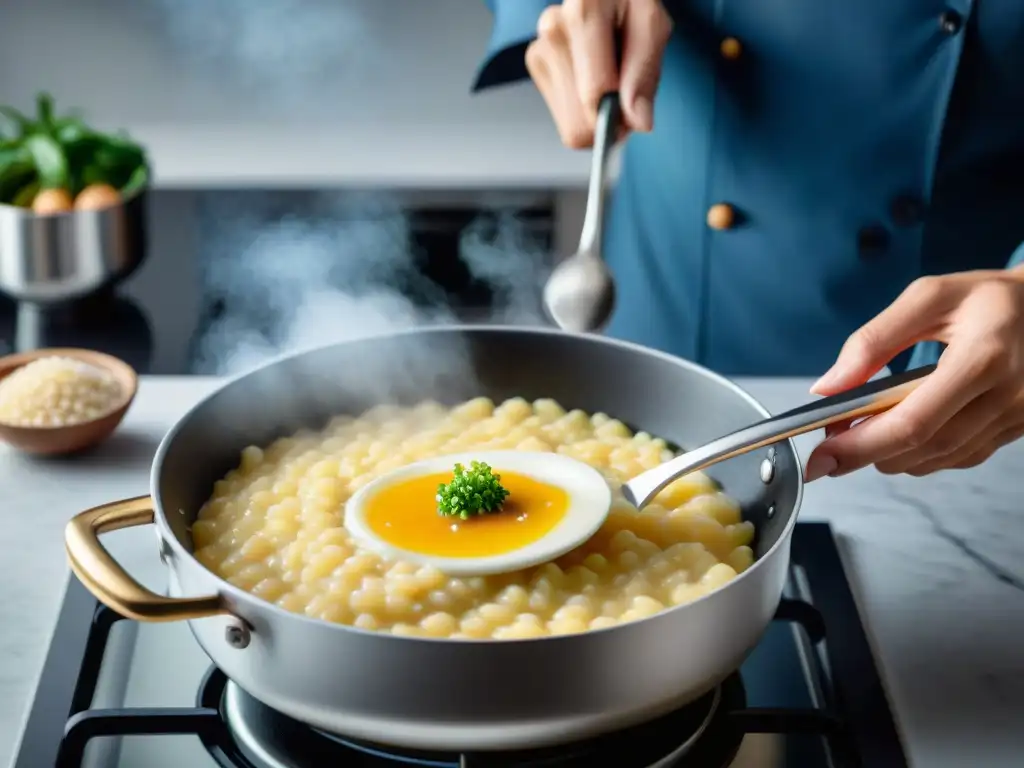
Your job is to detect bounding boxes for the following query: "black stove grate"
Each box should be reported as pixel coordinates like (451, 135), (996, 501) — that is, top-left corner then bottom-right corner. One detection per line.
(197, 671), (745, 765)
(199, 670), (741, 767)
(14, 523), (908, 768)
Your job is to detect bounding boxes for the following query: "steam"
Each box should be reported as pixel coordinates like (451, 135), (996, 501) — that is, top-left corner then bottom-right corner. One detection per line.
(149, 0), (554, 388)
(460, 214), (550, 326)
(192, 192), (551, 385)
(150, 0), (370, 100)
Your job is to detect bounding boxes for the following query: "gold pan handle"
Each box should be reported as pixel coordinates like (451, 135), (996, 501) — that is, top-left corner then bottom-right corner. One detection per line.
(65, 495), (225, 622)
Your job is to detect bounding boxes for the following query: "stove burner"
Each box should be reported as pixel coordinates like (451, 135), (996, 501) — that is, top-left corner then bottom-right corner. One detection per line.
(201, 670), (745, 768)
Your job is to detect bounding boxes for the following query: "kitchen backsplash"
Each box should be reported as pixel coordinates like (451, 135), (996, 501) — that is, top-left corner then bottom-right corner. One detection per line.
(0, 0), (586, 187)
(0, 0), (543, 124)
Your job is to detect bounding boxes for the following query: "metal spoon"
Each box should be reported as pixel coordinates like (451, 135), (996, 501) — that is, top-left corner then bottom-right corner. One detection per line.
(543, 92), (620, 333)
(621, 363), (938, 509)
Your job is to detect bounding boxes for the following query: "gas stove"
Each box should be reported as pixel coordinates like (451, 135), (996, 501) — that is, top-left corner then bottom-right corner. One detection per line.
(11, 523), (907, 768)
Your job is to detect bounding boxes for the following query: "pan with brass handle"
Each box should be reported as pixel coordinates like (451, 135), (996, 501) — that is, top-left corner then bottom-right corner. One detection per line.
(65, 495), (225, 622)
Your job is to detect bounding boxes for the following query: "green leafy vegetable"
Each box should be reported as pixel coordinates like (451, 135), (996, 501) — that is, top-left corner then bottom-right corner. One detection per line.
(54, 117), (90, 145)
(120, 165), (149, 197)
(0, 92), (149, 207)
(0, 105), (33, 138)
(0, 144), (29, 174)
(436, 461), (511, 520)
(36, 93), (55, 132)
(23, 134), (68, 189)
(12, 181), (39, 208)
(0, 145), (35, 205)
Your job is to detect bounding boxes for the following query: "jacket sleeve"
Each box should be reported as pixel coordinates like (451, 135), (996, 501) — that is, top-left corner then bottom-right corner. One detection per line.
(473, 0), (556, 92)
(906, 242), (1024, 370)
(1008, 241), (1024, 270)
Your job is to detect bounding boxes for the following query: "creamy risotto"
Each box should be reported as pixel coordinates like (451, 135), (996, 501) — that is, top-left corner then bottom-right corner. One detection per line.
(192, 397), (755, 639)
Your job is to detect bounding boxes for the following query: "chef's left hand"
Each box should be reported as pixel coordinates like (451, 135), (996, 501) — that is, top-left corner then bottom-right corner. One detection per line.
(804, 268), (1024, 481)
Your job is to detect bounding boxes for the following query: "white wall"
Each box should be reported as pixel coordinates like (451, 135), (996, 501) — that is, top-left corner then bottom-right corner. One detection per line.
(0, 0), (590, 187)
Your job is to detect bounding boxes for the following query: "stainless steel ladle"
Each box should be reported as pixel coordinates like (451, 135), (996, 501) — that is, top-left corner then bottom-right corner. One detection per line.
(622, 363), (937, 509)
(542, 92), (620, 334)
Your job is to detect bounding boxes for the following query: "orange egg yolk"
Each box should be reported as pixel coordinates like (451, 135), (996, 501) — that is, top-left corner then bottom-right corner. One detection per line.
(363, 470), (570, 558)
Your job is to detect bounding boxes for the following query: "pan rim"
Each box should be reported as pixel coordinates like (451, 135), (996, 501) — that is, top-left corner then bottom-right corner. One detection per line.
(150, 324), (804, 643)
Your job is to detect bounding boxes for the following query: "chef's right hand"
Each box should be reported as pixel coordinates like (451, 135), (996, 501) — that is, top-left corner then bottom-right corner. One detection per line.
(526, 0), (673, 148)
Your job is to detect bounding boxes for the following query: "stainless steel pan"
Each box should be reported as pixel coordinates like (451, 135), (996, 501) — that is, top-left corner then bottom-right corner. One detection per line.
(0, 188), (148, 304)
(65, 326), (804, 751)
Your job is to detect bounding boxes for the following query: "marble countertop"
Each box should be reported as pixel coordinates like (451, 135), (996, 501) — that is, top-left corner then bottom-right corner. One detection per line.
(1, 376), (1022, 768)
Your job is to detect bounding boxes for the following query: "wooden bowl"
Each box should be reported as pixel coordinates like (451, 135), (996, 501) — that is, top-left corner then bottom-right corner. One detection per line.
(0, 348), (138, 456)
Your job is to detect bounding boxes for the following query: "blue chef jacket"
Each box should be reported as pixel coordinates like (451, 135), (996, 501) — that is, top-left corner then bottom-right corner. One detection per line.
(475, 0), (1024, 376)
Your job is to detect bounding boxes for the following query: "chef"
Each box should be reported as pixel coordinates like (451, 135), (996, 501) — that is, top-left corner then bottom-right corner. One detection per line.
(474, 0), (1024, 481)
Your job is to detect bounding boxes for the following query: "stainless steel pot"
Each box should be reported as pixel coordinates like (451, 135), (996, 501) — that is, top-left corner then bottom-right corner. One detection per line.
(65, 326), (802, 751)
(0, 189), (148, 303)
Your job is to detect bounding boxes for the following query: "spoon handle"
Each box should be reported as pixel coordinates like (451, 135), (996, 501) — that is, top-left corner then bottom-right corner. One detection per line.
(621, 363), (938, 509)
(577, 92), (621, 255)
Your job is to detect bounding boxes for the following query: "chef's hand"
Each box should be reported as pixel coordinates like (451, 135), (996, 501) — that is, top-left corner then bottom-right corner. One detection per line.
(805, 268), (1024, 481)
(525, 0), (673, 148)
